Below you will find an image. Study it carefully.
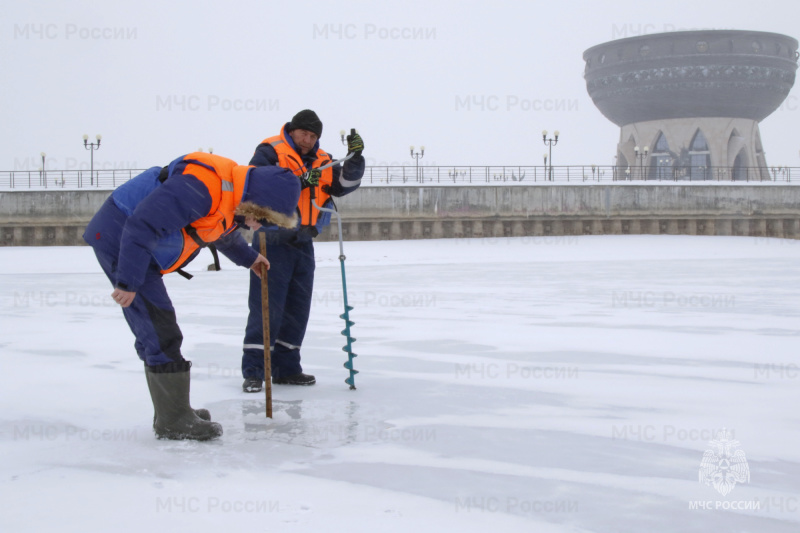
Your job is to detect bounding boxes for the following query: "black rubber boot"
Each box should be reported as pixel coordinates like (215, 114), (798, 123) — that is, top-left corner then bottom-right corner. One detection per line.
(272, 372), (316, 385)
(145, 364), (222, 441)
(146, 368), (211, 422)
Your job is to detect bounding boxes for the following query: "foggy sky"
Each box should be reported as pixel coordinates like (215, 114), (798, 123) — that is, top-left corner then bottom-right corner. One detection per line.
(3, 0), (799, 173)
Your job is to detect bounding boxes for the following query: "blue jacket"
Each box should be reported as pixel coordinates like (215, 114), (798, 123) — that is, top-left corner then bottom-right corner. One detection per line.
(90, 160), (258, 292)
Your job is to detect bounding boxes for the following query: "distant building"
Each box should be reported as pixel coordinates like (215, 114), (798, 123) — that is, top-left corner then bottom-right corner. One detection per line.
(583, 30), (798, 180)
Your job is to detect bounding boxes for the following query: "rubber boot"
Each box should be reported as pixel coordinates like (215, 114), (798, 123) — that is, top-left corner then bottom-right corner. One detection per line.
(145, 365), (222, 441)
(145, 369), (210, 423)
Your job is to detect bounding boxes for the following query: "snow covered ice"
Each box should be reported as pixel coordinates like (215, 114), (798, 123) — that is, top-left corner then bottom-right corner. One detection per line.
(1, 235), (799, 532)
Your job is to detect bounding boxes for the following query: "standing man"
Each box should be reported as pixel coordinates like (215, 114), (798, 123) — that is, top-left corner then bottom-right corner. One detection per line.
(241, 109), (365, 391)
(84, 152), (300, 440)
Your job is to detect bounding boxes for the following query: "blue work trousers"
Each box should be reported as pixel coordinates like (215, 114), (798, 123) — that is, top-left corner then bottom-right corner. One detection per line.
(241, 231), (315, 379)
(84, 198), (185, 368)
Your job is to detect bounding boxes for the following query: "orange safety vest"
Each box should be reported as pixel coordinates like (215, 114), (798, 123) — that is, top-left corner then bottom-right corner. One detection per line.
(160, 152), (249, 274)
(260, 128), (333, 227)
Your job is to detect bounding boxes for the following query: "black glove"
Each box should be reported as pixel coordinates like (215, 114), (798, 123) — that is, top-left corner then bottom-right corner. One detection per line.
(346, 132), (364, 156)
(299, 168), (322, 189)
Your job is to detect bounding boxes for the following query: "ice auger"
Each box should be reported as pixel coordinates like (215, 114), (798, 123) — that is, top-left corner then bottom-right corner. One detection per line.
(308, 146), (358, 389)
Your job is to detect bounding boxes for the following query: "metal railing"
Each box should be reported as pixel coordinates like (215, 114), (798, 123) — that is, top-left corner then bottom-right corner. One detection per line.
(0, 168), (146, 189)
(362, 165), (798, 184)
(2, 165), (799, 189)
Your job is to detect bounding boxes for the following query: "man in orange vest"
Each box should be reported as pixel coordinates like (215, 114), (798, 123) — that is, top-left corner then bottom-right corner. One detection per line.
(241, 110), (365, 391)
(84, 153), (300, 440)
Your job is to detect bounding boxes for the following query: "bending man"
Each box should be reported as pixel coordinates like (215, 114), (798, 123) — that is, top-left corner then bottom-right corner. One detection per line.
(84, 152), (300, 440)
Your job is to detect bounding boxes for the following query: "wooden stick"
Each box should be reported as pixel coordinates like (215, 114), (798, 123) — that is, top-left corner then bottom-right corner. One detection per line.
(259, 232), (272, 418)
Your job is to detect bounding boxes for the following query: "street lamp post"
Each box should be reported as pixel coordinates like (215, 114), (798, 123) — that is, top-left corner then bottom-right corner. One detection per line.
(40, 152), (46, 187)
(83, 134), (102, 186)
(410, 145), (425, 183)
(634, 145), (649, 180)
(543, 154), (548, 180)
(542, 130), (559, 181)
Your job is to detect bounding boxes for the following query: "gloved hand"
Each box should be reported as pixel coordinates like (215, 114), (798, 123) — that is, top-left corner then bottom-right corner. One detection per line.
(299, 168), (322, 189)
(346, 131), (364, 156)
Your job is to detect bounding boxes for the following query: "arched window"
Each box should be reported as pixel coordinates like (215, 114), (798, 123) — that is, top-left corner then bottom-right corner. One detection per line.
(733, 150), (748, 181)
(689, 129), (711, 180)
(654, 133), (669, 152)
(649, 133), (672, 180)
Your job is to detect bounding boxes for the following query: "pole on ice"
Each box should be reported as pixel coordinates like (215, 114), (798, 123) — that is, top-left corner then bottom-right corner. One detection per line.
(259, 232), (273, 417)
(308, 138), (359, 389)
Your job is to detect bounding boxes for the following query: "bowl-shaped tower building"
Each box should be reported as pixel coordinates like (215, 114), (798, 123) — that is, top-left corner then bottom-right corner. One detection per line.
(584, 30), (797, 180)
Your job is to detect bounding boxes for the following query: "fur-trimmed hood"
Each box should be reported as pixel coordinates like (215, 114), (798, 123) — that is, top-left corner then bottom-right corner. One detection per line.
(235, 201), (297, 229)
(237, 166), (301, 229)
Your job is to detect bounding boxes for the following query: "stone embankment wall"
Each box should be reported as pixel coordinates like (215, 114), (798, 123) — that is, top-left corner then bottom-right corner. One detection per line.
(2, 185), (800, 246)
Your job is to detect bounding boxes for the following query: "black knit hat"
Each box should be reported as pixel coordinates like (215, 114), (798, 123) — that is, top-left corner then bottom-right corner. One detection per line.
(288, 109), (323, 138)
